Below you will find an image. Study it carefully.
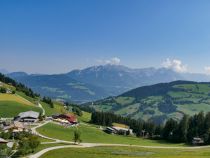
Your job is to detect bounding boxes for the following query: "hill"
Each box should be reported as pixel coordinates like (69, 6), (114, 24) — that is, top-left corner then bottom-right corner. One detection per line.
(8, 73), (107, 103)
(87, 81), (210, 124)
(8, 65), (210, 103)
(0, 73), (67, 118)
(0, 83), (41, 117)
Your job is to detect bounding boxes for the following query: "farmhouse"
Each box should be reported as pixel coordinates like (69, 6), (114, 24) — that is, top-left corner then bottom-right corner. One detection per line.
(15, 111), (39, 123)
(112, 126), (133, 135)
(105, 124), (133, 135)
(105, 127), (116, 134)
(52, 114), (78, 124)
(3, 121), (27, 133)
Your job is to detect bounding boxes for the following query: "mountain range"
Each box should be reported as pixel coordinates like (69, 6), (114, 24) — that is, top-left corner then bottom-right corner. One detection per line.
(6, 64), (210, 103)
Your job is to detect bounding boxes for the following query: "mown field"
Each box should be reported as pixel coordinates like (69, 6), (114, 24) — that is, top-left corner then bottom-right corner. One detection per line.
(0, 94), (34, 106)
(40, 146), (210, 158)
(78, 111), (91, 123)
(0, 101), (42, 117)
(0, 92), (42, 117)
(37, 123), (185, 147)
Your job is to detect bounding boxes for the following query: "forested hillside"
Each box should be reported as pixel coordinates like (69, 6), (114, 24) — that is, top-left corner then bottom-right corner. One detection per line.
(88, 81), (210, 124)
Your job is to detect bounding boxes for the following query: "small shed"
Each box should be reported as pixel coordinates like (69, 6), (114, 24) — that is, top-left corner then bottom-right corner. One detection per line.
(192, 137), (204, 145)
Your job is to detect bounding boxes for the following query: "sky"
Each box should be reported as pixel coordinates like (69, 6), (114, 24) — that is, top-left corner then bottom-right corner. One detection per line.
(0, 0), (210, 74)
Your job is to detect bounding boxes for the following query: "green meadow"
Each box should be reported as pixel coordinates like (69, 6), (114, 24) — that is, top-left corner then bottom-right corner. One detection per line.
(40, 146), (210, 158)
(0, 101), (41, 117)
(37, 123), (186, 147)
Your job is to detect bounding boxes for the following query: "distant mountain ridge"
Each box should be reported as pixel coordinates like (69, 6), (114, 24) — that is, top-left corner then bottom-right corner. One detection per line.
(0, 68), (9, 74)
(7, 64), (210, 103)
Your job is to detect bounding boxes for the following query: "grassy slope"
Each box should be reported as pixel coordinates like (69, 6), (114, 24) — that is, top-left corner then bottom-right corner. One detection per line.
(78, 111), (92, 123)
(16, 91), (38, 104)
(0, 82), (43, 117)
(0, 93), (42, 117)
(0, 101), (42, 117)
(41, 102), (67, 116)
(37, 123), (185, 147)
(0, 94), (34, 106)
(40, 146), (210, 158)
(90, 82), (210, 122)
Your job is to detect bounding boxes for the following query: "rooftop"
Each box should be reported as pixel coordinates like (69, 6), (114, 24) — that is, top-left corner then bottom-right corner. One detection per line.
(0, 138), (8, 143)
(18, 111), (39, 119)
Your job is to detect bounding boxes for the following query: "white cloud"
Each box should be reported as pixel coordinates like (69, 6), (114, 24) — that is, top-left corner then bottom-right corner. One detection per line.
(204, 66), (210, 75)
(97, 57), (121, 65)
(162, 58), (188, 73)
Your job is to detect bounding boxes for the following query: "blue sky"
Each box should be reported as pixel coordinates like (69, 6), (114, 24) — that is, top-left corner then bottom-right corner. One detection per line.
(0, 0), (210, 74)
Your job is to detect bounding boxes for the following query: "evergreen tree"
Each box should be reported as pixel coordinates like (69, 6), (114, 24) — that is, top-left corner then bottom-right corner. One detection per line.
(162, 119), (178, 141)
(177, 115), (189, 142)
(73, 130), (82, 144)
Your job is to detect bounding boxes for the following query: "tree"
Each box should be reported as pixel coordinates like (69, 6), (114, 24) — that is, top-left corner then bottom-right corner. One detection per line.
(0, 87), (6, 93)
(176, 115), (189, 142)
(42, 97), (54, 108)
(72, 107), (83, 116)
(16, 134), (40, 156)
(0, 144), (11, 158)
(73, 130), (82, 144)
(203, 112), (210, 144)
(29, 135), (40, 152)
(162, 118), (178, 141)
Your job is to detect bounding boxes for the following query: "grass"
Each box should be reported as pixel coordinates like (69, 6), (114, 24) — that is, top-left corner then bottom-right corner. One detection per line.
(34, 143), (71, 153)
(78, 111), (91, 123)
(40, 146), (210, 158)
(15, 91), (38, 104)
(0, 93), (34, 106)
(41, 102), (67, 116)
(37, 123), (186, 147)
(115, 103), (140, 116)
(0, 101), (42, 117)
(176, 103), (210, 116)
(115, 97), (135, 106)
(38, 137), (54, 143)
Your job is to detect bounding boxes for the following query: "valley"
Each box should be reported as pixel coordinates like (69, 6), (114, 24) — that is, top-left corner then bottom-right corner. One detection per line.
(1, 73), (210, 158)
(1, 1), (210, 157)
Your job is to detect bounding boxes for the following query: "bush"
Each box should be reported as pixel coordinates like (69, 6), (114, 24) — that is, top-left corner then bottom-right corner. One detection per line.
(0, 87), (6, 93)
(16, 135), (40, 156)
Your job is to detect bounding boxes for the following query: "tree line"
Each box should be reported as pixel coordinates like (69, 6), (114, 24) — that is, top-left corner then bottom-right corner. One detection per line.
(42, 96), (54, 108)
(0, 131), (40, 156)
(91, 111), (210, 145)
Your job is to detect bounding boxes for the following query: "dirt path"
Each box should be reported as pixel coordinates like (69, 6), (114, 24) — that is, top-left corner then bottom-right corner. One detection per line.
(38, 102), (45, 116)
(29, 145), (86, 158)
(28, 142), (210, 158)
(29, 121), (210, 158)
